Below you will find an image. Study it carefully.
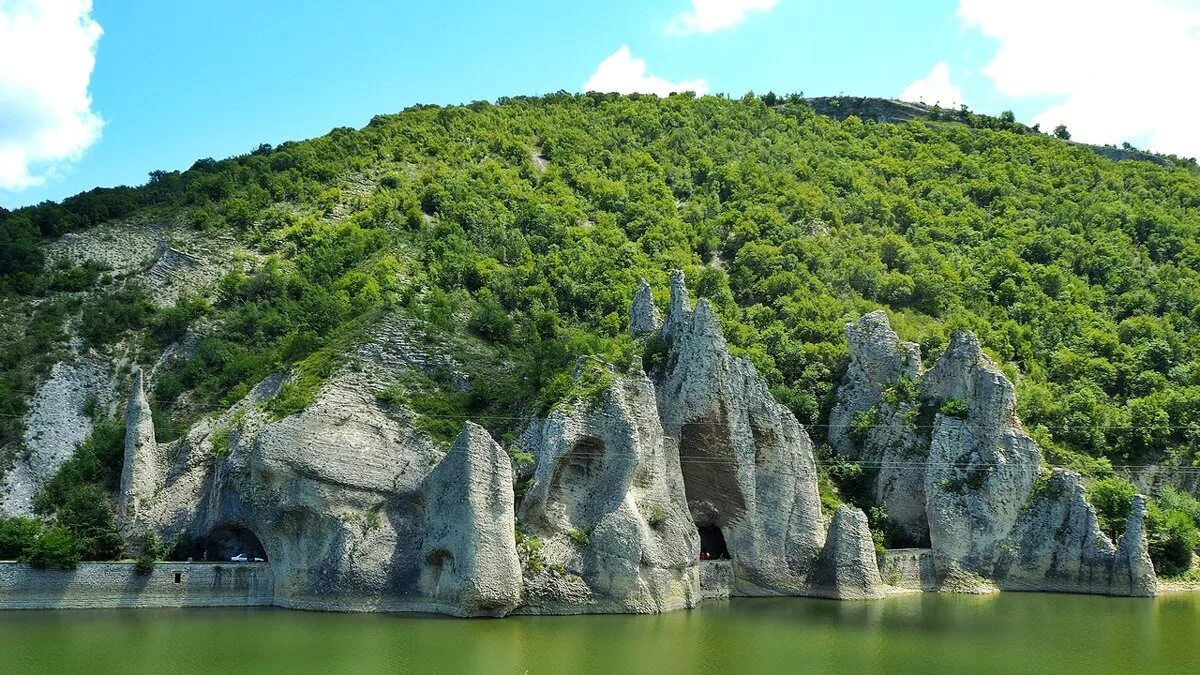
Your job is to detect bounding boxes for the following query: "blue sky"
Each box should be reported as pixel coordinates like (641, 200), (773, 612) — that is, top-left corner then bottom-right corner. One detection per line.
(3, 0), (1199, 209)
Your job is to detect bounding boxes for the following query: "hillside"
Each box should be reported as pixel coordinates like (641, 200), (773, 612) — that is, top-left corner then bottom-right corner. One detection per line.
(1, 92), (1199, 580)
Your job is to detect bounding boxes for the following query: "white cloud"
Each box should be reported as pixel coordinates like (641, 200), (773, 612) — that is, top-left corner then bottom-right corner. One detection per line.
(899, 62), (966, 108)
(583, 45), (710, 96)
(0, 0), (104, 191)
(666, 0), (779, 35)
(959, 0), (1200, 158)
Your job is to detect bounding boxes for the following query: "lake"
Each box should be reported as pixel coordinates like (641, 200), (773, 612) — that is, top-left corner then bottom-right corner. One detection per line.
(1, 593), (1197, 674)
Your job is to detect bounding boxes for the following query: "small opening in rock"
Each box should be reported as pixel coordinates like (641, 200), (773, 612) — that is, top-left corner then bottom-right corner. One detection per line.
(174, 572), (182, 584)
(698, 525), (729, 560)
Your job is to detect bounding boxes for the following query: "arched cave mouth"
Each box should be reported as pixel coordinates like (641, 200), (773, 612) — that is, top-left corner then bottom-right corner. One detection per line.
(698, 525), (729, 560)
(184, 525), (269, 562)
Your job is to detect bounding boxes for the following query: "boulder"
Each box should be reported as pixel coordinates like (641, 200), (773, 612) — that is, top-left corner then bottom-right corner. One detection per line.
(421, 422), (522, 615)
(808, 506), (885, 599)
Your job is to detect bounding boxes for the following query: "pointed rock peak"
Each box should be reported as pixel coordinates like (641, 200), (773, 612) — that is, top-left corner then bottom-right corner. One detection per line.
(454, 420), (495, 450)
(629, 279), (662, 338)
(125, 367), (153, 432)
(662, 270), (691, 341)
(844, 311), (921, 383)
(1114, 494), (1157, 596)
(945, 330), (985, 363)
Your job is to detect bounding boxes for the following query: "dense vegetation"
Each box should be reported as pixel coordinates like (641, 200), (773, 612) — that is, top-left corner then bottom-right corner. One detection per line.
(1, 92), (1198, 573)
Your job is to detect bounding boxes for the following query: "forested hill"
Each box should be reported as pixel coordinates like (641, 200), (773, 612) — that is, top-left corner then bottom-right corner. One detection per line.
(3, 91), (1200, 488)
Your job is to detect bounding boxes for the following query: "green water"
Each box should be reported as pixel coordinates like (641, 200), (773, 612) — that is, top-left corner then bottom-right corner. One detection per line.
(1, 594), (1197, 674)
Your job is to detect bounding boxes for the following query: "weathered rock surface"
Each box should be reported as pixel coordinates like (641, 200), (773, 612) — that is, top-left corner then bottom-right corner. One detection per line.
(996, 469), (1156, 596)
(830, 312), (1157, 596)
(629, 279), (661, 338)
(421, 422), (522, 616)
(117, 368), (161, 530)
(652, 273), (879, 597)
(808, 506), (885, 599)
(922, 332), (1040, 576)
(0, 357), (112, 517)
(828, 312), (927, 543)
(518, 371), (699, 613)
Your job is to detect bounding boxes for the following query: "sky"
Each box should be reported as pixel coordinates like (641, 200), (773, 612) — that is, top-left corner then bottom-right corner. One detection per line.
(2, 0), (1199, 209)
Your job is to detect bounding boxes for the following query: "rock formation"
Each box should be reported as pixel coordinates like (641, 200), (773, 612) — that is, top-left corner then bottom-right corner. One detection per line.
(628, 279), (661, 338)
(808, 506), (885, 599)
(830, 312), (1158, 596)
(517, 371), (698, 613)
(996, 469), (1156, 596)
(652, 272), (876, 597)
(828, 311), (927, 543)
(117, 368), (161, 531)
(109, 281), (1160, 617)
(921, 331), (1041, 576)
(421, 422), (522, 615)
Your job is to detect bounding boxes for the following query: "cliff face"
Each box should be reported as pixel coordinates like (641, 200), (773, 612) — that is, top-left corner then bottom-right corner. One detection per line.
(118, 271), (885, 615)
(517, 371), (698, 614)
(114, 283), (1156, 617)
(829, 313), (1157, 596)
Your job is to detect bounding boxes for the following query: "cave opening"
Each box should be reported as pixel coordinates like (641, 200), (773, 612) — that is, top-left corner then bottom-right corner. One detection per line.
(185, 525), (269, 562)
(698, 525), (729, 560)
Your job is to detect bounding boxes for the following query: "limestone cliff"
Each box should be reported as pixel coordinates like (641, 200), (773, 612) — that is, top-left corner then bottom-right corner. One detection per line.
(827, 311), (927, 543)
(517, 371), (699, 614)
(829, 312), (1158, 596)
(996, 469), (1156, 596)
(117, 368), (161, 532)
(651, 272), (879, 598)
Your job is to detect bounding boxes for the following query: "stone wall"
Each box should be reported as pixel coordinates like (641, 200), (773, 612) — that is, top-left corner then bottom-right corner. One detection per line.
(0, 562), (273, 610)
(699, 560), (732, 600)
(881, 549), (938, 591)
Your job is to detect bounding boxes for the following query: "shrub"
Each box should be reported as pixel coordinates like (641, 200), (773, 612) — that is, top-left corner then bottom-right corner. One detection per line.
(22, 526), (80, 570)
(939, 398), (969, 418)
(646, 505), (667, 530)
(882, 374), (920, 407)
(1086, 477), (1137, 540)
(1146, 505), (1199, 577)
(0, 517), (43, 559)
(849, 408), (877, 443)
(568, 527), (590, 546)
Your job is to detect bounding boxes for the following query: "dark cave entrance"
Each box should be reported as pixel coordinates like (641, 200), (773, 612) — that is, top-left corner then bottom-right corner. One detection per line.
(698, 525), (729, 560)
(186, 525), (269, 562)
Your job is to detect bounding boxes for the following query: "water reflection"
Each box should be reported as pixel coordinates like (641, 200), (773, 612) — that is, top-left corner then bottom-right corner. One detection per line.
(0, 594), (1196, 674)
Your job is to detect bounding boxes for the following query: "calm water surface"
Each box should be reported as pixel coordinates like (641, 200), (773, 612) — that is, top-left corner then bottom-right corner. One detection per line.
(1, 594), (1197, 674)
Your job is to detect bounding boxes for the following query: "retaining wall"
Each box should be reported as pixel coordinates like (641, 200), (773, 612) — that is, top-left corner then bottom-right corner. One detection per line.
(0, 562), (273, 609)
(881, 549), (938, 591)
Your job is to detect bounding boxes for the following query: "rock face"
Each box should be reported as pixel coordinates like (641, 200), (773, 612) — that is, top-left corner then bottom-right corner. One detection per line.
(996, 470), (1156, 596)
(921, 331), (1041, 576)
(117, 368), (161, 531)
(629, 279), (662, 338)
(421, 422), (522, 616)
(830, 312), (1158, 596)
(828, 311), (927, 543)
(652, 273), (875, 597)
(518, 372), (699, 613)
(0, 357), (113, 518)
(808, 506), (885, 599)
